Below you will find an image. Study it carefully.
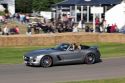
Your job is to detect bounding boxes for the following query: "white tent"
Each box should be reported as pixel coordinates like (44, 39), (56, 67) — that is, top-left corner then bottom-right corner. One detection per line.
(105, 2), (125, 30)
(0, 0), (15, 15)
(0, 5), (5, 11)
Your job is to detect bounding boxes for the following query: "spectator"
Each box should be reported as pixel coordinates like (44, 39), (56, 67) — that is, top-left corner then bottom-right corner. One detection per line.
(95, 25), (101, 33)
(3, 25), (9, 35)
(85, 26), (90, 32)
(107, 24), (111, 33)
(95, 17), (100, 26)
(26, 24), (32, 35)
(15, 26), (20, 34)
(0, 16), (5, 23)
(73, 24), (78, 32)
(4, 13), (10, 19)
(78, 20), (85, 29)
(120, 26), (125, 33)
(81, 19), (85, 29)
(10, 27), (16, 35)
(26, 14), (30, 23)
(110, 24), (116, 33)
(0, 27), (3, 35)
(20, 13), (25, 24)
(15, 13), (20, 21)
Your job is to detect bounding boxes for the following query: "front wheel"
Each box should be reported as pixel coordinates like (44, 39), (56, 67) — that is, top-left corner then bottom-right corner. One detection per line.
(84, 53), (96, 64)
(40, 56), (53, 68)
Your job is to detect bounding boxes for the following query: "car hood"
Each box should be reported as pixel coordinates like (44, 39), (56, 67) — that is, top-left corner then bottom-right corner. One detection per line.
(25, 48), (59, 57)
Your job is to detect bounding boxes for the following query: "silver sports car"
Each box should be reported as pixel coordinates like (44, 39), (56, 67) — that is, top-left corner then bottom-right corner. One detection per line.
(24, 43), (101, 67)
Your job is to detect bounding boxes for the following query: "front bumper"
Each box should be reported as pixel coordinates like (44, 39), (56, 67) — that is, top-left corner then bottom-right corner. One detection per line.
(24, 61), (40, 66)
(24, 56), (40, 66)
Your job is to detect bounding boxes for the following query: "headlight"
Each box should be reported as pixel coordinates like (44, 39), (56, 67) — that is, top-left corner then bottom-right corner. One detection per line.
(30, 56), (37, 62)
(30, 57), (33, 60)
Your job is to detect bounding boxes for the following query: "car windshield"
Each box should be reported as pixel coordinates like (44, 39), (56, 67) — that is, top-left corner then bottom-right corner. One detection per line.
(54, 43), (70, 51)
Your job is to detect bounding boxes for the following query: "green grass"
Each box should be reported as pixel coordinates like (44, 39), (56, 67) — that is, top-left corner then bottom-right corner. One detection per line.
(83, 42), (125, 58)
(61, 78), (125, 83)
(84, 43), (125, 58)
(0, 46), (52, 64)
(0, 42), (125, 64)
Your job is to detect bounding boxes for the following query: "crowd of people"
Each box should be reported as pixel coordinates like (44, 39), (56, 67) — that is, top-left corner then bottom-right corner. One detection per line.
(0, 13), (30, 24)
(0, 12), (124, 36)
(0, 13), (29, 35)
(26, 14), (123, 35)
(95, 17), (119, 33)
(25, 14), (97, 35)
(0, 25), (19, 35)
(26, 14), (76, 35)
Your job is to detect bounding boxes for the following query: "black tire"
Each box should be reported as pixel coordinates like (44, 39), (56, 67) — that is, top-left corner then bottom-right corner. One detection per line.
(84, 53), (96, 64)
(25, 63), (30, 66)
(40, 56), (53, 68)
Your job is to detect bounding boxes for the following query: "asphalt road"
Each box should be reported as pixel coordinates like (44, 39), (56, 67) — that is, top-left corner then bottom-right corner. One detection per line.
(0, 57), (125, 83)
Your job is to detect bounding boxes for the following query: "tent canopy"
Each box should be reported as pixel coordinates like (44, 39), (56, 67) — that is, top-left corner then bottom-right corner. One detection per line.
(56, 0), (122, 6)
(105, 2), (125, 29)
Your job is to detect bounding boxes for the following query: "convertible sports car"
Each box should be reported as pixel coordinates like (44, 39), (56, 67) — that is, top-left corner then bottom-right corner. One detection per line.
(24, 43), (101, 67)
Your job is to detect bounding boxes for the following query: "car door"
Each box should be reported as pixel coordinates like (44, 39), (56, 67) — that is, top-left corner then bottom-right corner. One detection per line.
(59, 50), (82, 62)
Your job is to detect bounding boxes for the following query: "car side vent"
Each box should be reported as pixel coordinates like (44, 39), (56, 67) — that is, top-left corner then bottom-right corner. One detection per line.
(57, 55), (62, 60)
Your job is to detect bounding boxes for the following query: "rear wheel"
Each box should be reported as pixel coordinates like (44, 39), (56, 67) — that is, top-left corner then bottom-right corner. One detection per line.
(85, 53), (96, 64)
(40, 56), (53, 68)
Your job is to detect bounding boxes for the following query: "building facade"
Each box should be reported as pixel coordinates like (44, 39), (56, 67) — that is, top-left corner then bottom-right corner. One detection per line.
(54, 0), (122, 23)
(0, 0), (15, 15)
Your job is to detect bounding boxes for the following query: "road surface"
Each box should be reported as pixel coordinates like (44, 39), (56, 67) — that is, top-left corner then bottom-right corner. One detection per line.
(0, 57), (125, 83)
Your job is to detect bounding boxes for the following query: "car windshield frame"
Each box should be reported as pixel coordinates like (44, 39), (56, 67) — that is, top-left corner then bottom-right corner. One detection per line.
(54, 43), (71, 51)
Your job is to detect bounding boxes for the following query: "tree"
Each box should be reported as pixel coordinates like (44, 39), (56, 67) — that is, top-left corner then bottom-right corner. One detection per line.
(32, 0), (63, 12)
(15, 0), (63, 13)
(15, 0), (33, 13)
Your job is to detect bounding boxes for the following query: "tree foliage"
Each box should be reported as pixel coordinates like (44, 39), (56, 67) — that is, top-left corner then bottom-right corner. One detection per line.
(15, 0), (33, 13)
(15, 0), (63, 13)
(32, 0), (62, 11)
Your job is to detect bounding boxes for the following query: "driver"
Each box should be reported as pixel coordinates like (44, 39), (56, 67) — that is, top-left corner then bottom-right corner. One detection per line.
(73, 43), (78, 50)
(72, 43), (81, 50)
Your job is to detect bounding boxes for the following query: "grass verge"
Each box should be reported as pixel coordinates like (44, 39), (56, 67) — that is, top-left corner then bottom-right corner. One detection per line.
(0, 42), (125, 64)
(61, 77), (125, 83)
